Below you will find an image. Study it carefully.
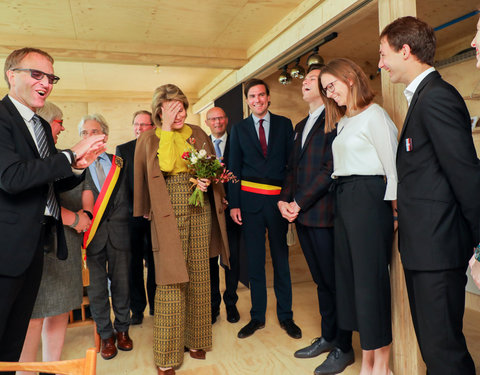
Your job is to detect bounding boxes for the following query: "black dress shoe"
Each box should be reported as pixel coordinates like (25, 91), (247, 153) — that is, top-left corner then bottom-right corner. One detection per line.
(226, 305), (240, 323)
(237, 319), (265, 338)
(131, 313), (144, 325)
(314, 347), (354, 375)
(294, 337), (334, 358)
(280, 319), (302, 339)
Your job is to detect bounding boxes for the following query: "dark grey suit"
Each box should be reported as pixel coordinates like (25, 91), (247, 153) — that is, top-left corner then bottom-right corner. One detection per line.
(85, 153), (131, 339)
(397, 71), (480, 374)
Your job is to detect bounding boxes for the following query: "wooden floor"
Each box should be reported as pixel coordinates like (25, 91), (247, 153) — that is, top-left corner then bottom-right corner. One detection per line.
(60, 278), (480, 375)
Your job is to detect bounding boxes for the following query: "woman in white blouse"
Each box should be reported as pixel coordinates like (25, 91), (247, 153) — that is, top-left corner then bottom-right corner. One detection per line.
(319, 58), (398, 375)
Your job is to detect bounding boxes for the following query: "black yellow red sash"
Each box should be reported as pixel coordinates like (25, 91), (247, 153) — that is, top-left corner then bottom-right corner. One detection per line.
(240, 180), (281, 195)
(82, 155), (123, 284)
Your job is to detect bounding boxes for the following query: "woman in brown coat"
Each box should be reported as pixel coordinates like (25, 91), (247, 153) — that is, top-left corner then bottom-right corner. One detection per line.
(134, 84), (229, 375)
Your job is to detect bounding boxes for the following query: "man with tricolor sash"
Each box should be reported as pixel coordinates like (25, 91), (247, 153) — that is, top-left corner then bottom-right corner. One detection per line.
(79, 114), (132, 361)
(228, 78), (301, 340)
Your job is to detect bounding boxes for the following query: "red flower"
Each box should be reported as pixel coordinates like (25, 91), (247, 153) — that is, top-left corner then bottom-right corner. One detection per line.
(181, 151), (190, 160)
(188, 137), (196, 145)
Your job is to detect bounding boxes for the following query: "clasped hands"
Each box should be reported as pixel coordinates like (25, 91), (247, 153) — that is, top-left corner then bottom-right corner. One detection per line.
(71, 134), (107, 169)
(278, 200), (300, 222)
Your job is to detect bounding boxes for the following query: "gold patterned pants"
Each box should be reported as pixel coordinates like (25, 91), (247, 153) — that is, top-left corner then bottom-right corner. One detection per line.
(153, 173), (212, 368)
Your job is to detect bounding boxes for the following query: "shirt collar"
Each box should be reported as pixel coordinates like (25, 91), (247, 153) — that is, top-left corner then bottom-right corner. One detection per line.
(97, 152), (109, 162)
(308, 105), (325, 120)
(8, 95), (35, 122)
(252, 111), (270, 125)
(404, 67), (435, 106)
(211, 132), (227, 143)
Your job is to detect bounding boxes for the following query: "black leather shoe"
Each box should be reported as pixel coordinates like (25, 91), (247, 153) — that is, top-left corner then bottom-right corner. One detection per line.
(314, 347), (354, 375)
(294, 337), (334, 358)
(280, 319), (302, 339)
(237, 319), (265, 338)
(226, 305), (240, 323)
(131, 313), (143, 325)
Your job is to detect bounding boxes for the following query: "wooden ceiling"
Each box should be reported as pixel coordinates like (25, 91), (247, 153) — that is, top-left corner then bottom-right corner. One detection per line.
(0, 0), (477, 106)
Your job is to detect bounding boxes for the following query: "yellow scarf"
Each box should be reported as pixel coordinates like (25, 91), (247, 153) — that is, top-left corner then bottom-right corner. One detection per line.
(155, 125), (193, 174)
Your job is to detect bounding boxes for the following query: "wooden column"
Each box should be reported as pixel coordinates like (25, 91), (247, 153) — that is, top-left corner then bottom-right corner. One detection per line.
(378, 1), (426, 374)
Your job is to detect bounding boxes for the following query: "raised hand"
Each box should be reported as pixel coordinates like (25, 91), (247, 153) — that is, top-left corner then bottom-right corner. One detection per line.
(161, 101), (182, 131)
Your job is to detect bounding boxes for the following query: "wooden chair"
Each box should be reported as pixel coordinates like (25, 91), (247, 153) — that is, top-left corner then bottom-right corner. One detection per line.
(0, 347), (97, 375)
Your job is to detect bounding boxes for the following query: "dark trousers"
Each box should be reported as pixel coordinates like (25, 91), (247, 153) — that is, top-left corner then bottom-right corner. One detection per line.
(334, 175), (393, 350)
(242, 200), (293, 323)
(0, 229), (45, 373)
(404, 267), (475, 375)
(87, 242), (131, 340)
(296, 223), (352, 352)
(210, 214), (241, 313)
(129, 218), (155, 315)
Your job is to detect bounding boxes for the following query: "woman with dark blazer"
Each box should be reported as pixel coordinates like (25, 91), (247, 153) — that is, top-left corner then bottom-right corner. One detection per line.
(134, 84), (229, 375)
(319, 58), (398, 375)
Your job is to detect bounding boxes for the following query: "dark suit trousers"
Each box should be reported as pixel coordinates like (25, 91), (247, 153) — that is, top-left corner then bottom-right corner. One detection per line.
(129, 218), (155, 315)
(0, 228), (44, 370)
(295, 223), (352, 352)
(87, 242), (131, 340)
(242, 199), (292, 323)
(210, 214), (241, 313)
(404, 267), (475, 375)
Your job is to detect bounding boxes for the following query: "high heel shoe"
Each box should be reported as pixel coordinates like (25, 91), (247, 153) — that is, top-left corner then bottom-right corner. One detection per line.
(157, 367), (175, 374)
(189, 349), (206, 360)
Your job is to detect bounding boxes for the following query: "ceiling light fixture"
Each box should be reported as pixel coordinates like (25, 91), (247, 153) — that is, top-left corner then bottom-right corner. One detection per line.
(278, 65), (292, 85)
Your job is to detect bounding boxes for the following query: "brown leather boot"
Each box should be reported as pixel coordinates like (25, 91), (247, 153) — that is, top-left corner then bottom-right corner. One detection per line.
(116, 330), (133, 351)
(100, 336), (117, 360)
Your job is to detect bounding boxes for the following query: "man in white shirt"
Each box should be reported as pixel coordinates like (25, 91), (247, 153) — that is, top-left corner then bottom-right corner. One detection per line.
(379, 16), (480, 375)
(205, 107), (241, 325)
(278, 64), (354, 375)
(0, 47), (105, 367)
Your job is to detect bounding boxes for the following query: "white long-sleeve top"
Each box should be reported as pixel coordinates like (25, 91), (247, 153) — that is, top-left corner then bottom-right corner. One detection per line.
(332, 103), (398, 200)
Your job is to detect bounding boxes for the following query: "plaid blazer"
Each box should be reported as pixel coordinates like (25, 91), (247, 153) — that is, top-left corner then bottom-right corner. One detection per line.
(280, 111), (336, 227)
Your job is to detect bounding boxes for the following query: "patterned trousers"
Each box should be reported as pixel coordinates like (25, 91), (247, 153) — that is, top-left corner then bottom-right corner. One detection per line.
(153, 173), (212, 368)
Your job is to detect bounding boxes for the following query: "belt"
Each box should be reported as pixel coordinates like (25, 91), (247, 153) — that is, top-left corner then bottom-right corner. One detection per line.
(241, 180), (281, 195)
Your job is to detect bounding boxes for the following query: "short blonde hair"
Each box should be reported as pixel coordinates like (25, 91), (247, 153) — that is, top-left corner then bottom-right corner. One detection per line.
(37, 102), (63, 124)
(78, 113), (109, 136)
(151, 84), (189, 127)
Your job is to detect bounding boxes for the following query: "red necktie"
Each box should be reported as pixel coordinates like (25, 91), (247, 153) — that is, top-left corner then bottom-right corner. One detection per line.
(258, 119), (267, 158)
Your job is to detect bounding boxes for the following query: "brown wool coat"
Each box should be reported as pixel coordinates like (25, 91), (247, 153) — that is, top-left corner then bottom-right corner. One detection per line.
(133, 124), (230, 285)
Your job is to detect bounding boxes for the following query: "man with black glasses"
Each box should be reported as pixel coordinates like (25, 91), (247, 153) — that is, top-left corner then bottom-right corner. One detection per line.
(0, 47), (105, 367)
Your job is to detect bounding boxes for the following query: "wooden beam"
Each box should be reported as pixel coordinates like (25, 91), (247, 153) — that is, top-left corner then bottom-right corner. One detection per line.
(193, 0), (364, 113)
(0, 34), (247, 69)
(378, 1), (425, 374)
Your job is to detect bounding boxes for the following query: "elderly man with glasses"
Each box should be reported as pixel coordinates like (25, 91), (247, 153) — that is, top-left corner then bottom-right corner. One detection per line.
(116, 110), (156, 325)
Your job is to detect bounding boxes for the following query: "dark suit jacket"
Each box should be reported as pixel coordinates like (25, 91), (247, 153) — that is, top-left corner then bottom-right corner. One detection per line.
(84, 153), (130, 255)
(0, 95), (78, 276)
(115, 139), (136, 216)
(228, 112), (293, 213)
(280, 111), (336, 227)
(397, 71), (480, 271)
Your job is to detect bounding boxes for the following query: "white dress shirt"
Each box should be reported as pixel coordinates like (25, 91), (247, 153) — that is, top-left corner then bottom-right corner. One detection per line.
(301, 105), (324, 147)
(404, 67), (435, 106)
(252, 112), (271, 145)
(210, 132), (228, 157)
(332, 104), (398, 200)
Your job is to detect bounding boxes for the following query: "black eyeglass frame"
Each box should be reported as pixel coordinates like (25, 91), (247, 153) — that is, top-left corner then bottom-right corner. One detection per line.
(11, 68), (60, 84)
(320, 79), (338, 96)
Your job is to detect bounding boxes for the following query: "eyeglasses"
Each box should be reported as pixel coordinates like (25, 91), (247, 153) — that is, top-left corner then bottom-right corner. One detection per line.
(80, 129), (102, 137)
(11, 68), (60, 84)
(320, 80), (338, 96)
(52, 119), (63, 126)
(207, 116), (226, 122)
(133, 122), (153, 128)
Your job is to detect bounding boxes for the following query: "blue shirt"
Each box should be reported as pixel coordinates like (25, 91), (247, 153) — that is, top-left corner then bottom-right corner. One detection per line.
(87, 152), (111, 191)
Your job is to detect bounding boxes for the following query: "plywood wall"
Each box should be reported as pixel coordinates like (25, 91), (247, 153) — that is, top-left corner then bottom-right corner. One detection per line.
(54, 100), (200, 154)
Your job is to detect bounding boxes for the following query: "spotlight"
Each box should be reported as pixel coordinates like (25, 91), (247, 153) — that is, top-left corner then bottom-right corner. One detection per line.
(290, 58), (305, 79)
(278, 65), (292, 85)
(307, 47), (324, 66)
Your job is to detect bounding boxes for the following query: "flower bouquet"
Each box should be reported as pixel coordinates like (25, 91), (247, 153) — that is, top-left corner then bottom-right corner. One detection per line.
(182, 137), (238, 206)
